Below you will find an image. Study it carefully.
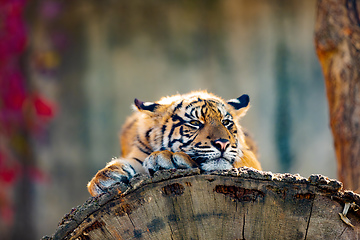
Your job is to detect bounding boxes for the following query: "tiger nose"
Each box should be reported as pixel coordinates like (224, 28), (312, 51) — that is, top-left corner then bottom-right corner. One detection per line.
(211, 138), (230, 152)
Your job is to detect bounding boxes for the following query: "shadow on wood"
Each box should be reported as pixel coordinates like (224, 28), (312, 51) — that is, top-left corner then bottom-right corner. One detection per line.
(43, 168), (360, 239)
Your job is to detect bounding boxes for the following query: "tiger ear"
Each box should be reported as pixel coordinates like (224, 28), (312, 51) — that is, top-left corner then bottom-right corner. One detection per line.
(227, 94), (250, 117)
(134, 98), (160, 113)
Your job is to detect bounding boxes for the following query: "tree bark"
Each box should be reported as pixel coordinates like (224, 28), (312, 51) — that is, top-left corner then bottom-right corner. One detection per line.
(315, 0), (360, 192)
(42, 169), (360, 240)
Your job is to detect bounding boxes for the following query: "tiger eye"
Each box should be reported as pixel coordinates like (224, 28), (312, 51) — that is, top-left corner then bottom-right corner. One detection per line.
(189, 120), (202, 127)
(222, 119), (232, 126)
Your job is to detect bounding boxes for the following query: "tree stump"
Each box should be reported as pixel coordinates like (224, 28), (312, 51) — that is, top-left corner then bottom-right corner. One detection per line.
(43, 168), (360, 239)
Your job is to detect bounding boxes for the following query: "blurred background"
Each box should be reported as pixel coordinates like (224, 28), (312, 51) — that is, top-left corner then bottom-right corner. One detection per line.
(0, 0), (336, 239)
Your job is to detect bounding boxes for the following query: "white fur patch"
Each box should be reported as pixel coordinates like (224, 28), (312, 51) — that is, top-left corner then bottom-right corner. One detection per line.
(228, 99), (240, 104)
(99, 178), (118, 188)
(142, 101), (153, 106)
(200, 158), (233, 171)
(121, 163), (136, 177)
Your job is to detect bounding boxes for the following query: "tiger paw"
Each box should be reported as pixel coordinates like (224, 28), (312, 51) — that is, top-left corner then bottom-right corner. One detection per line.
(87, 159), (136, 196)
(143, 150), (198, 176)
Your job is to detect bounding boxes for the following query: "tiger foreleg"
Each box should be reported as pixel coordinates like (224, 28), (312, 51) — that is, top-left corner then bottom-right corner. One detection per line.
(143, 150), (198, 176)
(87, 159), (136, 196)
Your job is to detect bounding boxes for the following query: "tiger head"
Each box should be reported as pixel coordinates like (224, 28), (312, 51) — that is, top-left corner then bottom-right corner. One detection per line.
(134, 91), (256, 171)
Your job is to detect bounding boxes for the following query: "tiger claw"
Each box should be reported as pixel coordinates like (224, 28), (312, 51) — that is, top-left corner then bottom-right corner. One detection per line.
(87, 159), (136, 196)
(339, 202), (355, 228)
(143, 150), (197, 176)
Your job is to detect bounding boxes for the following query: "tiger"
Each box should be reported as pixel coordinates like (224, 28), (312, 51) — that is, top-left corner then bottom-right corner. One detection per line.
(87, 91), (261, 196)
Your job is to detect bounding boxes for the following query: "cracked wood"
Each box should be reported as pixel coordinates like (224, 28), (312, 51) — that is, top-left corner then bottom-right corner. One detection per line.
(43, 169), (360, 240)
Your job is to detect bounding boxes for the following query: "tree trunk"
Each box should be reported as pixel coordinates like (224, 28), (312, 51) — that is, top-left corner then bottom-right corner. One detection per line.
(315, 0), (360, 192)
(43, 169), (360, 240)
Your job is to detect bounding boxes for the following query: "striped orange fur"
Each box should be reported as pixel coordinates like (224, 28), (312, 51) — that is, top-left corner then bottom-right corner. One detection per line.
(88, 91), (261, 196)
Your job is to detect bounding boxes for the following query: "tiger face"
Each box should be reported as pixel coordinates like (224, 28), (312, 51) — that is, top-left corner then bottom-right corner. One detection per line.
(133, 91), (254, 171)
(88, 91), (261, 196)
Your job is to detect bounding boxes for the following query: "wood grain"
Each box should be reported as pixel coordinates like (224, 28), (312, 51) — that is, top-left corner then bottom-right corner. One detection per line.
(43, 168), (360, 240)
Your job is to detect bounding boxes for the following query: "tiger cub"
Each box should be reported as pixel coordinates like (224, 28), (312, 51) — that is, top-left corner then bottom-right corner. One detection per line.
(88, 91), (261, 196)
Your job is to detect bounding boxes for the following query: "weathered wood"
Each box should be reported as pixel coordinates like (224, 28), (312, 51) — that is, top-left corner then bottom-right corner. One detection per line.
(315, 0), (360, 192)
(43, 168), (360, 240)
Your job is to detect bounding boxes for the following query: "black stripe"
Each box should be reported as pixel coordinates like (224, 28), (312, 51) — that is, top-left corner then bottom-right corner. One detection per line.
(161, 118), (169, 134)
(178, 134), (198, 150)
(137, 145), (152, 155)
(169, 138), (183, 150)
(195, 146), (212, 149)
(173, 101), (183, 113)
(179, 125), (184, 135)
(184, 112), (192, 119)
(160, 120), (168, 150)
(145, 128), (153, 141)
(227, 123), (234, 128)
(137, 136), (152, 152)
(194, 142), (211, 148)
(169, 154), (177, 167)
(122, 165), (136, 178)
(133, 158), (143, 164)
(185, 99), (204, 109)
(216, 108), (223, 116)
(201, 105), (208, 118)
(167, 122), (184, 148)
(136, 136), (152, 155)
(208, 100), (218, 105)
(161, 125), (167, 137)
(190, 108), (197, 118)
(172, 114), (185, 123)
(95, 183), (105, 191)
(179, 125), (194, 138)
(193, 149), (215, 153)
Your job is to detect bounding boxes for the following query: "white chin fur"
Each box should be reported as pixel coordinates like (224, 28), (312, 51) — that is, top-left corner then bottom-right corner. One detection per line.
(200, 159), (233, 171)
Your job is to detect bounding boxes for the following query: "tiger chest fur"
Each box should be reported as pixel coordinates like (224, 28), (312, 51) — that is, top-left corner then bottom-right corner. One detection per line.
(88, 91), (261, 196)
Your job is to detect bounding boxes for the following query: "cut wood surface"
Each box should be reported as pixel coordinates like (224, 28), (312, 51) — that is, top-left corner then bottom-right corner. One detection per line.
(43, 168), (360, 240)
